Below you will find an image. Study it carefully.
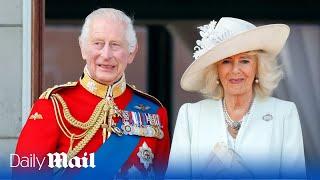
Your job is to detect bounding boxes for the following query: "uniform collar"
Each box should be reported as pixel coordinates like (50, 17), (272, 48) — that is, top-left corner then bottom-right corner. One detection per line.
(80, 67), (126, 99)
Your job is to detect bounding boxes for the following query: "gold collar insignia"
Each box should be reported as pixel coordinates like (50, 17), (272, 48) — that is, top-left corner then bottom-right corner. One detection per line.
(80, 67), (126, 98)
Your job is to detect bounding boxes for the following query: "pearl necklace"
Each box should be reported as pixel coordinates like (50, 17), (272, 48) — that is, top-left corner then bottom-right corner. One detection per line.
(222, 97), (254, 131)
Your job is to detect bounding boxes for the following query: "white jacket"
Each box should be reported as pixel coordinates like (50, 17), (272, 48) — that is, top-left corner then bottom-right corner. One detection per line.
(167, 96), (306, 178)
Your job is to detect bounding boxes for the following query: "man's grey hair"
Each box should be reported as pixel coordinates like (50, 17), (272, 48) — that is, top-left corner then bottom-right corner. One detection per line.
(79, 8), (137, 53)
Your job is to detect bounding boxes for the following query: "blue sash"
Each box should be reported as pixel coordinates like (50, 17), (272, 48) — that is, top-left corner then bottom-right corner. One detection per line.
(74, 94), (159, 179)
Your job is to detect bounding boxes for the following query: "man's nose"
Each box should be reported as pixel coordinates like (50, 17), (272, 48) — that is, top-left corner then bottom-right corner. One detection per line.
(100, 45), (112, 59)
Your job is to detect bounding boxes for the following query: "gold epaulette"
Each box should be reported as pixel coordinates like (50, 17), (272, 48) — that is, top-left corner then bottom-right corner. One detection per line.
(127, 84), (164, 107)
(39, 81), (78, 99)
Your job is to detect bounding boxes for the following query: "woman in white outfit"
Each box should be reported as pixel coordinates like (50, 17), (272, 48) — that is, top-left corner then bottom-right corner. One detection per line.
(166, 17), (306, 178)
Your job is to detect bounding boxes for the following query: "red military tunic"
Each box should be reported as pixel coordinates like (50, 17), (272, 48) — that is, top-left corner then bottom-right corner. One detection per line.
(14, 72), (170, 178)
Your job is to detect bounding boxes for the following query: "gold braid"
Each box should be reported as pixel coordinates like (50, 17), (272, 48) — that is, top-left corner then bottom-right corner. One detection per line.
(51, 93), (107, 160)
(66, 110), (105, 160)
(51, 95), (89, 140)
(53, 94), (104, 130)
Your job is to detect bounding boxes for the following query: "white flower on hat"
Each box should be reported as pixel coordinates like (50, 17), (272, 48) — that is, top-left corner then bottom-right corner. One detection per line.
(193, 20), (233, 59)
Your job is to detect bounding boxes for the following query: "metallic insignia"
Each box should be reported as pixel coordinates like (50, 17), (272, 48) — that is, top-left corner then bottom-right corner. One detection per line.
(120, 111), (163, 139)
(262, 114), (273, 121)
(137, 142), (154, 169)
(153, 126), (164, 139)
(134, 104), (151, 111)
(157, 128), (164, 139)
(146, 114), (161, 127)
(29, 112), (43, 120)
(121, 111), (130, 121)
(144, 126), (156, 137)
(111, 125), (123, 136)
(121, 122), (133, 135)
(86, 80), (97, 93)
(120, 81), (126, 92)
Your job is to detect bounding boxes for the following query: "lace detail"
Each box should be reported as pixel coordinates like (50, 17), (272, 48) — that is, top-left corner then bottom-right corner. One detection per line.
(193, 20), (233, 59)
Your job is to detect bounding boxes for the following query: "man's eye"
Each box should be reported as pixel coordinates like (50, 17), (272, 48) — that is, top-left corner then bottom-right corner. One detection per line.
(110, 42), (121, 49)
(94, 42), (104, 48)
(111, 42), (120, 47)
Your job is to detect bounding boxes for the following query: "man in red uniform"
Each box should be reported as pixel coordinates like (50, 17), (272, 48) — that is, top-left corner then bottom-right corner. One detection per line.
(14, 8), (170, 179)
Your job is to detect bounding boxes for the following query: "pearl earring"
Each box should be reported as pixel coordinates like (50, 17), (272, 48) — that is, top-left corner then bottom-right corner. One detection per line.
(216, 80), (220, 84)
(255, 78), (259, 84)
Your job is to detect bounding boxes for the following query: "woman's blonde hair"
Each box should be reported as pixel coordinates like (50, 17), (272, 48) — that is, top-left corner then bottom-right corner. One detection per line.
(200, 50), (283, 99)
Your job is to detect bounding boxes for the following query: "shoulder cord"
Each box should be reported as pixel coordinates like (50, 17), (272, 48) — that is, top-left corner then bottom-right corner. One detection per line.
(53, 93), (105, 129)
(51, 94), (106, 160)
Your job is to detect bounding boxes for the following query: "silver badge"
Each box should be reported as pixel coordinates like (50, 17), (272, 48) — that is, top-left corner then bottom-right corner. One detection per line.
(262, 114), (273, 121)
(134, 104), (151, 111)
(137, 142), (154, 169)
(86, 80), (97, 93)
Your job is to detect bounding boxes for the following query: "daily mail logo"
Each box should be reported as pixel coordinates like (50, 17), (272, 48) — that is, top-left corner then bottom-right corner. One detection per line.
(10, 152), (95, 170)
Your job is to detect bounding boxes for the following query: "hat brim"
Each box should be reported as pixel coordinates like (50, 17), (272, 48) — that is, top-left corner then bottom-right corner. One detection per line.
(180, 24), (290, 92)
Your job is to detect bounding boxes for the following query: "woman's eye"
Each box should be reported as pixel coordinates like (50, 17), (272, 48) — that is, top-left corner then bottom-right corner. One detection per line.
(240, 59), (250, 64)
(222, 59), (231, 64)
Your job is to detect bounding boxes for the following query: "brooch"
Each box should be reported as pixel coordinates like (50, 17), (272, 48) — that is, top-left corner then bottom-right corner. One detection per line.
(262, 114), (273, 121)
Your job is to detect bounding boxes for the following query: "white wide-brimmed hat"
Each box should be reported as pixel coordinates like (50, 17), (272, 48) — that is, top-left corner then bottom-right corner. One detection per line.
(181, 17), (290, 92)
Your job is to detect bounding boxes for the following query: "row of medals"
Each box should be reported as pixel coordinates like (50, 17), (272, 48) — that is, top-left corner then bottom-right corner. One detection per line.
(101, 97), (163, 141)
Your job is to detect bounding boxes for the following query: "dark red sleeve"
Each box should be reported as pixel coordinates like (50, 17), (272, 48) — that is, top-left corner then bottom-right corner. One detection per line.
(154, 106), (171, 177)
(13, 99), (60, 175)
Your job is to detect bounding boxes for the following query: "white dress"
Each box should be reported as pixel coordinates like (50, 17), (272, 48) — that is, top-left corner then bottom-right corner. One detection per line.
(166, 96), (306, 178)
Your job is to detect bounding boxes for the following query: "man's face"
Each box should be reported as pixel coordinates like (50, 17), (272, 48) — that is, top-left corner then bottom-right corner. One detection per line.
(80, 18), (136, 85)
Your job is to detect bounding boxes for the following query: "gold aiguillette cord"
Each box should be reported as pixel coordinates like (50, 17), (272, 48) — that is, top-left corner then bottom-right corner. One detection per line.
(101, 85), (123, 143)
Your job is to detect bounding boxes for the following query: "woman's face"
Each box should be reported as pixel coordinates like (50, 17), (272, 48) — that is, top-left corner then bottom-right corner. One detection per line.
(217, 52), (258, 96)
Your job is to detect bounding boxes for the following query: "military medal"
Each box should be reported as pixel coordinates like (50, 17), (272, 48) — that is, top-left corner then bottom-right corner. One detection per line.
(121, 121), (133, 135)
(120, 110), (164, 139)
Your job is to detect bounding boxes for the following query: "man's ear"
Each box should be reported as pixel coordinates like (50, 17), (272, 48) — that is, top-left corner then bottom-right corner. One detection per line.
(79, 38), (87, 60)
(128, 44), (138, 64)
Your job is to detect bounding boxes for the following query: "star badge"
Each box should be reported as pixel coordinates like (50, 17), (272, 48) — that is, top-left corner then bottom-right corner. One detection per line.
(137, 142), (154, 169)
